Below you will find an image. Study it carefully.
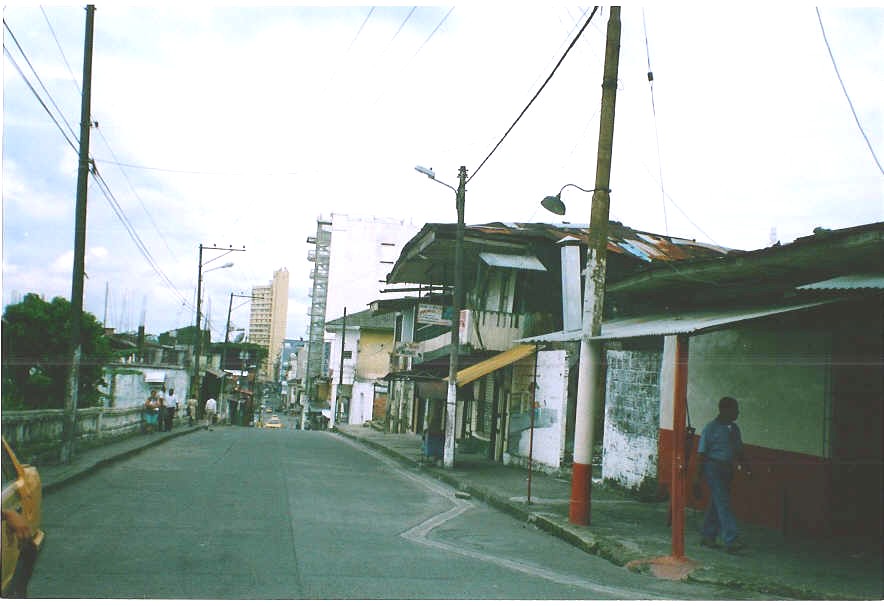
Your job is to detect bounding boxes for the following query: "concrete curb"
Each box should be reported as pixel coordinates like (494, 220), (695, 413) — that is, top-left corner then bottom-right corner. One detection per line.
(332, 428), (869, 601)
(42, 426), (203, 495)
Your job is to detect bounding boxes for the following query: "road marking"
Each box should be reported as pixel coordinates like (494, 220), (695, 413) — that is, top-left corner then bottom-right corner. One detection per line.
(331, 433), (663, 599)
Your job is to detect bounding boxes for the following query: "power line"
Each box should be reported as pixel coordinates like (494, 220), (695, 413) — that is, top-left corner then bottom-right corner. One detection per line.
(40, 6), (81, 95)
(2, 44), (78, 152)
(94, 129), (180, 263)
(90, 161), (193, 312)
(388, 6), (417, 48)
(468, 6), (600, 184)
(3, 19), (79, 145)
(815, 7), (883, 176)
(642, 8), (669, 235)
(92, 158), (299, 177)
(411, 6), (453, 58)
(347, 6), (375, 54)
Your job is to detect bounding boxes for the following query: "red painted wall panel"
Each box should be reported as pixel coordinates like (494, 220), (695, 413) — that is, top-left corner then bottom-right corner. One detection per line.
(659, 428), (831, 537)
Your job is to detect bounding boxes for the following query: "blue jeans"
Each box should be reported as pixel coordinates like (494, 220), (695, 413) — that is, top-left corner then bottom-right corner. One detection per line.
(701, 460), (739, 545)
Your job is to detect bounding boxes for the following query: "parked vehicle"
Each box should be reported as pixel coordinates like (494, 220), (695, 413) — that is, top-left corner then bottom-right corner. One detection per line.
(1, 438), (45, 597)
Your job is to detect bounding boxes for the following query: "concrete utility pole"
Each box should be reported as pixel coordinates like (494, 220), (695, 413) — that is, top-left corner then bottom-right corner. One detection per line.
(331, 307), (347, 429)
(61, 4), (95, 464)
(191, 244), (243, 402)
(443, 166), (468, 469)
(569, 6), (621, 526)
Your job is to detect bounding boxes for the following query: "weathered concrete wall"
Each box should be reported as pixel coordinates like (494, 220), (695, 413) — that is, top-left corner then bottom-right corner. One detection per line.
(104, 365), (191, 409)
(1, 406), (149, 464)
(602, 348), (663, 490)
(357, 330), (394, 379)
(504, 350), (569, 472)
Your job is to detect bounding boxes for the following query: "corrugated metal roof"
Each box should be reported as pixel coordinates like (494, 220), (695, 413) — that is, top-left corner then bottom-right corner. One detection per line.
(388, 221), (730, 286)
(326, 309), (396, 331)
(519, 299), (840, 343)
(446, 344), (537, 386)
(796, 274), (884, 291)
(479, 252), (547, 271)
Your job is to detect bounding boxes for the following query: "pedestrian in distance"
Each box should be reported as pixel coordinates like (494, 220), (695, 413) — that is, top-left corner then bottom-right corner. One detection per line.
(144, 389), (160, 434)
(693, 396), (751, 554)
(205, 397), (217, 430)
(162, 387), (179, 432)
(187, 398), (197, 426)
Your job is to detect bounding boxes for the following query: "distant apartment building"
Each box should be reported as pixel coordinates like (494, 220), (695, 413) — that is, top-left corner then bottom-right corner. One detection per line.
(249, 268), (290, 381)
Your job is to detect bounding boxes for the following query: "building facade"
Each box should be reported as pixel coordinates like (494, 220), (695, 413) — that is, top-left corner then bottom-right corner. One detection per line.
(249, 268), (290, 381)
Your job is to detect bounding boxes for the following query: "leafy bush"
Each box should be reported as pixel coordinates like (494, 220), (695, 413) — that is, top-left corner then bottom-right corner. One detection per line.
(2, 294), (111, 410)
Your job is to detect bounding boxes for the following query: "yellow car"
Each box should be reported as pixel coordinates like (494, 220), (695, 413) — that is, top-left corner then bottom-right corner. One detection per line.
(264, 416), (282, 429)
(2, 437), (44, 597)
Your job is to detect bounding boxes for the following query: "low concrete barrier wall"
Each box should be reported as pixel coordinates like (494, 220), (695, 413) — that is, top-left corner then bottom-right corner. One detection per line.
(2, 406), (150, 464)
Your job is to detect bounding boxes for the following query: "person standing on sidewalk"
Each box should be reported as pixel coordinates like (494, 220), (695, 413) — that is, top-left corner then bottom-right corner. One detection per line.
(162, 387), (179, 432)
(205, 397), (217, 430)
(144, 390), (160, 434)
(693, 396), (751, 554)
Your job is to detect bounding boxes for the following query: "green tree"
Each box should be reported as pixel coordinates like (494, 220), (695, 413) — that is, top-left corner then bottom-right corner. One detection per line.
(2, 293), (112, 410)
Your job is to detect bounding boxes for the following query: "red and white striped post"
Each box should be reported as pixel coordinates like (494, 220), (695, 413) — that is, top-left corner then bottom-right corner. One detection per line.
(569, 6), (621, 526)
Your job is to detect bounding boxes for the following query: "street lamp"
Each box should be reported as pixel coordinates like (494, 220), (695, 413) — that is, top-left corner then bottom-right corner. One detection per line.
(540, 184), (610, 216)
(192, 244), (243, 403)
(536, 6), (621, 528)
(414, 164), (467, 469)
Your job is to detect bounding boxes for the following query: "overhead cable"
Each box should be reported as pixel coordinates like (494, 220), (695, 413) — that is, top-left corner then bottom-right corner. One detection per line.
(815, 7), (883, 176)
(40, 6), (81, 95)
(468, 6), (600, 184)
(642, 8), (669, 235)
(91, 162), (193, 311)
(3, 19), (79, 145)
(2, 44), (78, 153)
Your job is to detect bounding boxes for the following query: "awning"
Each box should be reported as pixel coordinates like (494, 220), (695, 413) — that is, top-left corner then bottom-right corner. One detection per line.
(143, 370), (165, 383)
(479, 252), (547, 271)
(519, 299), (841, 343)
(204, 368), (225, 379)
(446, 344), (537, 386)
(796, 274), (884, 291)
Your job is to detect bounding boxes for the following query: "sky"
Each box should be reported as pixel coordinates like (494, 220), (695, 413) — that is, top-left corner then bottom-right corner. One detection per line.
(2, 4), (882, 342)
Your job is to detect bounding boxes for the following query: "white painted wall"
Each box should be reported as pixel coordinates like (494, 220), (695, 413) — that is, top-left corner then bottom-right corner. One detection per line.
(515, 350), (568, 469)
(348, 380), (375, 425)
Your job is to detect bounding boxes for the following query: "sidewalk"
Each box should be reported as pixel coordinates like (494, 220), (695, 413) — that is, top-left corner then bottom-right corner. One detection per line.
(335, 424), (882, 600)
(39, 422), (204, 494)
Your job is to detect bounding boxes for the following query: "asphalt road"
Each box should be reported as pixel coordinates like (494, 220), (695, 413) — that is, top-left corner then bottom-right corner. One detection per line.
(28, 425), (774, 599)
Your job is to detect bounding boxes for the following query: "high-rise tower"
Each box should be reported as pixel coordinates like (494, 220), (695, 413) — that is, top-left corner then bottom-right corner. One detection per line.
(249, 268), (289, 381)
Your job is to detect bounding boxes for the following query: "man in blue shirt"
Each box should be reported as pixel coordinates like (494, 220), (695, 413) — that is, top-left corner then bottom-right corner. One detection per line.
(693, 396), (750, 553)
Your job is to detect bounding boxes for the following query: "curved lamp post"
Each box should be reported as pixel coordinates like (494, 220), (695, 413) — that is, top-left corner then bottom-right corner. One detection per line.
(414, 164), (467, 469)
(538, 5), (621, 529)
(192, 245), (241, 402)
(540, 184), (609, 216)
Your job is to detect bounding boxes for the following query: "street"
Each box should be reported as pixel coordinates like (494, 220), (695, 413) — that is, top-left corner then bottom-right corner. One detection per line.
(29, 426), (774, 600)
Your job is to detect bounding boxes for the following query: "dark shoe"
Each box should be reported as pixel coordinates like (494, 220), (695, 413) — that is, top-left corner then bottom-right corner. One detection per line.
(700, 536), (719, 549)
(725, 539), (746, 554)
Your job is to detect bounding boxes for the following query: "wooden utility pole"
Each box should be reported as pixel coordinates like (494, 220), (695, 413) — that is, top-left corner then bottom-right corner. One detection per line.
(569, 6), (621, 525)
(61, 4), (96, 464)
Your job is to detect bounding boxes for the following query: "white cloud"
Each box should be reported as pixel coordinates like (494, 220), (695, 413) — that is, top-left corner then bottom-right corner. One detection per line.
(3, 6), (883, 338)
